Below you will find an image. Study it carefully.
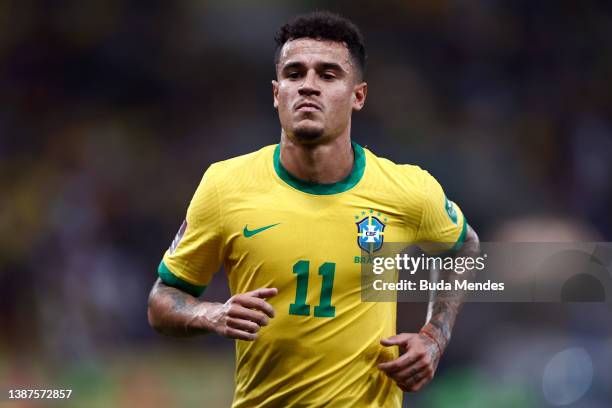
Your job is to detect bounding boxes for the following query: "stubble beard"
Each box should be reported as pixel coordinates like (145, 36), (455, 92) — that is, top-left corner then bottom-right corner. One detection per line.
(293, 127), (324, 142)
(291, 118), (326, 143)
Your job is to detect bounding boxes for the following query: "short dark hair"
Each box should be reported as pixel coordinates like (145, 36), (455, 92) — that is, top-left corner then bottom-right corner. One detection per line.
(274, 11), (367, 80)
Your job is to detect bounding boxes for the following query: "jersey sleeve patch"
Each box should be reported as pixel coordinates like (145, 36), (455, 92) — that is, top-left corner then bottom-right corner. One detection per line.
(444, 196), (459, 225)
(158, 260), (207, 297)
(451, 217), (468, 252)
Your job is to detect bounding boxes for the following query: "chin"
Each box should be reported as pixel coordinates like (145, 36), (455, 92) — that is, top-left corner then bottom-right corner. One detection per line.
(292, 124), (325, 142)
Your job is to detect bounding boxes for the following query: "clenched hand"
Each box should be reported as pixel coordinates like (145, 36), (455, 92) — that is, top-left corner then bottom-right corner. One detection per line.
(377, 332), (442, 392)
(209, 288), (278, 341)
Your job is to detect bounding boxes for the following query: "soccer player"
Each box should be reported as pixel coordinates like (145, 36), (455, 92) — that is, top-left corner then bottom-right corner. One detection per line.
(147, 11), (480, 407)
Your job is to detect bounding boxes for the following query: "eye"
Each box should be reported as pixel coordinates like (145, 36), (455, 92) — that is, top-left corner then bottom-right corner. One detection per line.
(287, 71), (301, 79)
(321, 72), (336, 80)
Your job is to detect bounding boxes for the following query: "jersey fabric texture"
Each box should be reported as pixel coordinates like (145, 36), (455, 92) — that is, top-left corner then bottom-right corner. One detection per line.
(159, 141), (466, 408)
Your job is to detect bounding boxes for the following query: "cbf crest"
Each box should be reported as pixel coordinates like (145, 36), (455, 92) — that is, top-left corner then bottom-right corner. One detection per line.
(355, 209), (388, 253)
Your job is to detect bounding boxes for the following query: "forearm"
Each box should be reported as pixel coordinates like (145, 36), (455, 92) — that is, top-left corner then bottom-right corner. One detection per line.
(147, 278), (221, 337)
(422, 224), (480, 350)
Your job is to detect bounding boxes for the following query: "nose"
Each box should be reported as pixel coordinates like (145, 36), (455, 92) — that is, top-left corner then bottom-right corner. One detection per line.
(298, 70), (320, 96)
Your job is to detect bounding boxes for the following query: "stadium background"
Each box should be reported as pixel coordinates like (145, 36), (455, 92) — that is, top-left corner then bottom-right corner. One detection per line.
(1, 1), (611, 407)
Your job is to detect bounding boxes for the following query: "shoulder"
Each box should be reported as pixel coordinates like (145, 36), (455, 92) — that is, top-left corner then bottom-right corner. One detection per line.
(363, 146), (432, 194)
(189, 145), (276, 213)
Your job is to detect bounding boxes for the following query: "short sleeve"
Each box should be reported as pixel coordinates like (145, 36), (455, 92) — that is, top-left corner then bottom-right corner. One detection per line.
(415, 170), (467, 253)
(158, 165), (224, 296)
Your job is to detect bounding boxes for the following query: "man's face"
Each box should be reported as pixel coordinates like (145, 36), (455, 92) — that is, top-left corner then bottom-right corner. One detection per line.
(273, 38), (367, 144)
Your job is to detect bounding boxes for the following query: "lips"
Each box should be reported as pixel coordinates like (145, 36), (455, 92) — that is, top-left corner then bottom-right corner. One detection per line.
(295, 101), (322, 111)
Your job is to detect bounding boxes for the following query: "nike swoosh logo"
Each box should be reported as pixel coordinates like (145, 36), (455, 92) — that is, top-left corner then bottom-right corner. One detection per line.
(243, 223), (280, 238)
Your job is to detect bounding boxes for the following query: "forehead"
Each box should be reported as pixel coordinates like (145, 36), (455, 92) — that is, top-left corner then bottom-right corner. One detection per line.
(277, 38), (352, 68)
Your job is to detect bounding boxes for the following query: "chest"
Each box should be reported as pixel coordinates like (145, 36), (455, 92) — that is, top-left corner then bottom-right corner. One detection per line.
(224, 193), (413, 284)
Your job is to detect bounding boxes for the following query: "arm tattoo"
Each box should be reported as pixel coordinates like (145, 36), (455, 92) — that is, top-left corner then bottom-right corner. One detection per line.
(169, 288), (188, 312)
(147, 279), (212, 337)
(425, 225), (480, 351)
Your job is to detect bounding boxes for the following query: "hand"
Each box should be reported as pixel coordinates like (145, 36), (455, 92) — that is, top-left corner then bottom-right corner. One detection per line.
(377, 332), (442, 392)
(208, 287), (278, 341)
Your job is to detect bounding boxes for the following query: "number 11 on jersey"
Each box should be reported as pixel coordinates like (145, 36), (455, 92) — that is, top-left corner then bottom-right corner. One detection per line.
(289, 260), (336, 318)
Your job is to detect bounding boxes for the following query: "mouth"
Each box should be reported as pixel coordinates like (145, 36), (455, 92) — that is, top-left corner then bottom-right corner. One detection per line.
(295, 101), (322, 112)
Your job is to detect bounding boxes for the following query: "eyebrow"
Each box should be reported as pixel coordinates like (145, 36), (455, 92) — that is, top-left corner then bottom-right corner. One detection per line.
(281, 61), (347, 74)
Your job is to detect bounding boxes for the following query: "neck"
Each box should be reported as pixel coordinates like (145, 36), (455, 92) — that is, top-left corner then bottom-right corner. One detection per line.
(279, 132), (354, 184)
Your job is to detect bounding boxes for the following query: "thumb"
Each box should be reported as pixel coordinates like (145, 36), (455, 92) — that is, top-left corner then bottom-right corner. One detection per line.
(380, 334), (406, 347)
(249, 287), (278, 299)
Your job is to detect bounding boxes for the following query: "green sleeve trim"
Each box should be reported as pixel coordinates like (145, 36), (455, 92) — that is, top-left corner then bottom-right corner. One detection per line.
(158, 260), (206, 297)
(451, 218), (468, 252)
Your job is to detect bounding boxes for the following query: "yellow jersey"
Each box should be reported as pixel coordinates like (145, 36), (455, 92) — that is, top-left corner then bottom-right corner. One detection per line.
(159, 141), (466, 407)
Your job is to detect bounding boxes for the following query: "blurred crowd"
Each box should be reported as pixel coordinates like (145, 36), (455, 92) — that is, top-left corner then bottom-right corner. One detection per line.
(1, 1), (612, 406)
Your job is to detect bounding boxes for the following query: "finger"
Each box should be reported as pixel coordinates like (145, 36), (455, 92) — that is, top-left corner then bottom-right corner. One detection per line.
(225, 327), (257, 341)
(398, 370), (424, 392)
(228, 305), (269, 326)
(226, 317), (261, 333)
(380, 334), (407, 347)
(399, 370), (421, 388)
(377, 350), (421, 373)
(234, 296), (275, 318)
(403, 373), (431, 393)
(245, 287), (278, 299)
(394, 361), (429, 382)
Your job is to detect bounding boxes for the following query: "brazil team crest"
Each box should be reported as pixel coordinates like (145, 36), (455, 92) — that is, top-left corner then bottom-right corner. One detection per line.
(355, 209), (387, 253)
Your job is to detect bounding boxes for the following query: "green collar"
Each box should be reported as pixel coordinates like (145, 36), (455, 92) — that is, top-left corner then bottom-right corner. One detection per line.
(273, 141), (366, 195)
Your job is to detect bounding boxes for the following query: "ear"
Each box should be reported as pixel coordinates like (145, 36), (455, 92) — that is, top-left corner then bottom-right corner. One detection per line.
(352, 82), (367, 111)
(272, 80), (279, 109)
